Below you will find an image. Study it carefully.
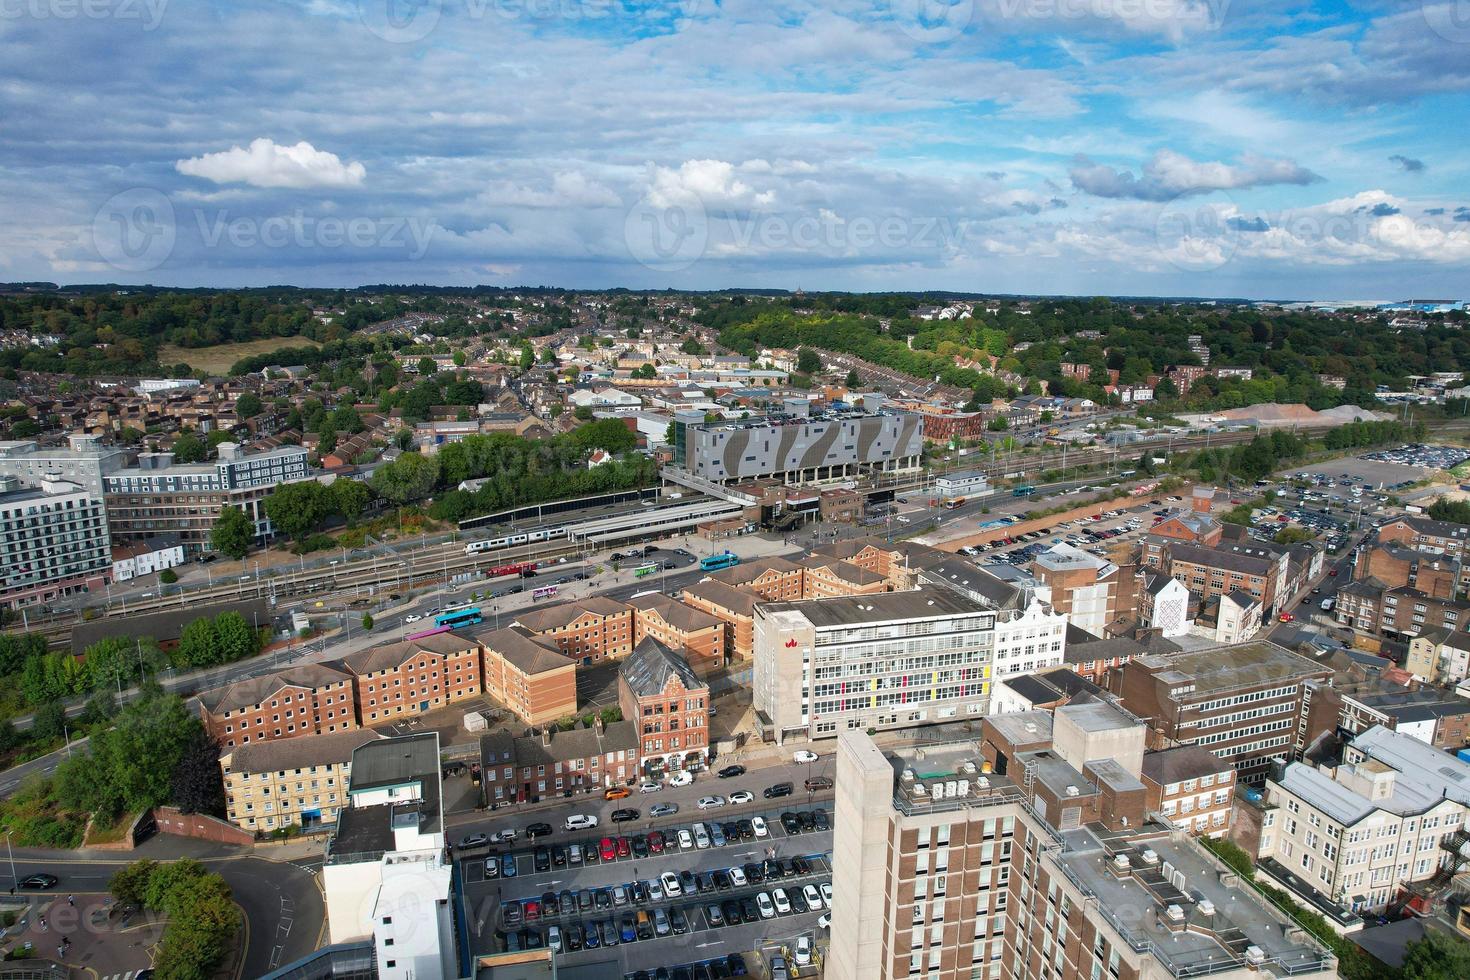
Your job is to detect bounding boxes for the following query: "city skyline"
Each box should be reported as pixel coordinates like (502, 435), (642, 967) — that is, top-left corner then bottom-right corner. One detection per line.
(3, 2), (1468, 298)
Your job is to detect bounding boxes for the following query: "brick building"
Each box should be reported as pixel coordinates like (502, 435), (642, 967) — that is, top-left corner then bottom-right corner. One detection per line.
(628, 593), (726, 677)
(478, 717), (640, 806)
(618, 638), (710, 776)
(1159, 539), (1290, 618)
(1356, 541), (1460, 599)
(709, 555), (806, 601)
(680, 579), (758, 663)
(1335, 580), (1470, 637)
(1376, 515), (1470, 561)
(1139, 744), (1235, 838)
(1030, 544), (1141, 636)
(339, 631), (484, 724)
(197, 664), (359, 749)
(1109, 641), (1334, 783)
(799, 556), (890, 598)
(512, 596), (635, 664)
(480, 627), (579, 726)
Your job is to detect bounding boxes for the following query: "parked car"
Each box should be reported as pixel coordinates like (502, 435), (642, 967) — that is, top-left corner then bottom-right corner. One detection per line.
(763, 782), (794, 799)
(501, 853), (517, 878)
(698, 795), (727, 810)
(565, 814), (599, 831)
(458, 833), (489, 849)
(751, 816), (769, 838)
(728, 790), (754, 805)
(526, 822), (553, 839)
(483, 855), (500, 878)
(792, 749), (819, 764)
(804, 776), (834, 792)
(717, 764), (746, 779)
(649, 802), (680, 818)
(639, 781), (662, 793)
(605, 786), (632, 800)
(611, 808), (640, 823)
(669, 770), (695, 787)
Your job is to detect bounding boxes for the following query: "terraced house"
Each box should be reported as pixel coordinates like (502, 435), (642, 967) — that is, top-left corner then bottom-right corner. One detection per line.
(197, 663), (359, 748)
(339, 632), (484, 723)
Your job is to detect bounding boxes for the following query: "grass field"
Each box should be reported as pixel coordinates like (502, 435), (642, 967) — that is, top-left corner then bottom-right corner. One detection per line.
(159, 336), (320, 374)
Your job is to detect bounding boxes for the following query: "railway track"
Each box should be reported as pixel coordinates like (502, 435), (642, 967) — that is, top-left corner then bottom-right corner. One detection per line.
(15, 418), (1470, 649)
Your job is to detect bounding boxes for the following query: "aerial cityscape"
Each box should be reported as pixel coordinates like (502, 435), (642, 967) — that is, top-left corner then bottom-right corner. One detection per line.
(2, 3), (1470, 980)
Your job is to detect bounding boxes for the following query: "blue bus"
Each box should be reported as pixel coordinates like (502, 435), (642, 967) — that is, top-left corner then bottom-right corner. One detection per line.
(699, 552), (740, 572)
(435, 606), (482, 629)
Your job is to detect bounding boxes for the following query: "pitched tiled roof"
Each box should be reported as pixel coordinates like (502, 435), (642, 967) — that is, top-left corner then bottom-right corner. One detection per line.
(680, 579), (757, 617)
(197, 663), (353, 714)
(1141, 744), (1231, 786)
(228, 729), (383, 774)
(629, 593), (721, 633)
(339, 631), (477, 675)
(513, 596), (631, 633)
(483, 627), (574, 675)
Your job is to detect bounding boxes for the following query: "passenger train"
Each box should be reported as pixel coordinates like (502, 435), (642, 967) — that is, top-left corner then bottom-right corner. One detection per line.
(463, 526), (568, 553)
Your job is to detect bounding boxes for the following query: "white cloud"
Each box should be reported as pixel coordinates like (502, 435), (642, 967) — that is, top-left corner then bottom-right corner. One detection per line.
(645, 160), (777, 209)
(176, 139), (366, 190)
(1070, 149), (1322, 201)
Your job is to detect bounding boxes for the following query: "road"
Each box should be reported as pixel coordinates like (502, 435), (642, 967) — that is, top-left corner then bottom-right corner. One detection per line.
(1, 839), (323, 980)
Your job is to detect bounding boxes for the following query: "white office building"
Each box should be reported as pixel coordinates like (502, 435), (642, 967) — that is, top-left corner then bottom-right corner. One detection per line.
(918, 560), (1068, 680)
(754, 586), (1006, 742)
(321, 733), (455, 980)
(1259, 725), (1470, 913)
(933, 470), (990, 498)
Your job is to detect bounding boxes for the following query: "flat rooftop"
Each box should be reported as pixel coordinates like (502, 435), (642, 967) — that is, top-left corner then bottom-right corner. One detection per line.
(329, 733), (443, 862)
(870, 738), (1029, 819)
(1135, 641), (1328, 694)
(760, 586), (989, 628)
(1054, 828), (1332, 977)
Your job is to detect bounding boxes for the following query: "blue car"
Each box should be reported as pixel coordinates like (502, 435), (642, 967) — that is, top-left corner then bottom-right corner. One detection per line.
(620, 915), (637, 943)
(501, 853), (517, 878)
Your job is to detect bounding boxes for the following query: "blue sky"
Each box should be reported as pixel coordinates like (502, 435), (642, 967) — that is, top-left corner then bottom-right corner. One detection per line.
(2, 0), (1468, 298)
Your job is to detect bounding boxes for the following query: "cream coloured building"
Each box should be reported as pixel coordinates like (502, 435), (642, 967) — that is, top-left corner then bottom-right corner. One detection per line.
(222, 729), (383, 834)
(1258, 725), (1470, 913)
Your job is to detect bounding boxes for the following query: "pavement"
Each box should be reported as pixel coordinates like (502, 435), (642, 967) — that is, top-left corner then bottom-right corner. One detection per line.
(0, 891), (161, 978)
(0, 836), (325, 980)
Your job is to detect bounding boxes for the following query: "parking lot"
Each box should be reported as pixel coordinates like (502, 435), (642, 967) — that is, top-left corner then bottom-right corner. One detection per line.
(961, 494), (1185, 566)
(463, 800), (833, 975)
(1286, 455), (1430, 490)
(1360, 443), (1470, 471)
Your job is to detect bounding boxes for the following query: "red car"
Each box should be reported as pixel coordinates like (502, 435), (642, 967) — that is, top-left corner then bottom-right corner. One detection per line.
(1279, 612), (1294, 623)
(648, 831), (666, 854)
(1329, 569), (1338, 577)
(524, 899), (540, 923)
(599, 837), (616, 862)
(616, 837), (631, 859)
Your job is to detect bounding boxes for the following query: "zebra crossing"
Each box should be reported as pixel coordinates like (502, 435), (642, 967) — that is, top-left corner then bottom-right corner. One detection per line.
(98, 972), (152, 980)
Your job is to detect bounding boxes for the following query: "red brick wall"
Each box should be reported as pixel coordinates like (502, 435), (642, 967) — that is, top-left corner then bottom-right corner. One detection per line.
(153, 806), (255, 845)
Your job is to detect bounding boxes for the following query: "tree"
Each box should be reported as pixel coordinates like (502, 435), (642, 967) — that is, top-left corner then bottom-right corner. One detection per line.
(234, 392), (263, 419)
(633, 363), (656, 380)
(171, 730), (225, 817)
(518, 343), (534, 372)
(569, 419), (636, 454)
(987, 416), (1010, 431)
(452, 349), (466, 367)
(362, 613), (374, 631)
(1402, 931), (1470, 980)
(264, 481), (333, 540)
(681, 338), (706, 355)
(331, 478), (374, 525)
(171, 430), (207, 464)
(1274, 527), (1314, 545)
(160, 568), (178, 584)
(417, 356), (437, 377)
(210, 506), (254, 560)
(371, 452), (440, 506)
(1154, 376), (1179, 401)
(31, 700), (67, 741)
(213, 612), (259, 663)
(175, 616), (220, 669)
(845, 369), (860, 388)
(110, 859), (159, 908)
(797, 347), (823, 375)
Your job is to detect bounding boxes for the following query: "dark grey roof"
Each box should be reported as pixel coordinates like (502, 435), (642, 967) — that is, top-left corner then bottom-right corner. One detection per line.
(229, 729), (383, 774)
(1141, 744), (1232, 786)
(1166, 541), (1276, 575)
(1348, 917), (1428, 969)
(1035, 667), (1103, 699)
(1064, 636), (1144, 664)
(71, 598), (271, 654)
(1001, 674), (1064, 706)
(331, 732), (442, 858)
(619, 637), (706, 700)
(921, 561), (1024, 610)
(350, 732), (441, 792)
